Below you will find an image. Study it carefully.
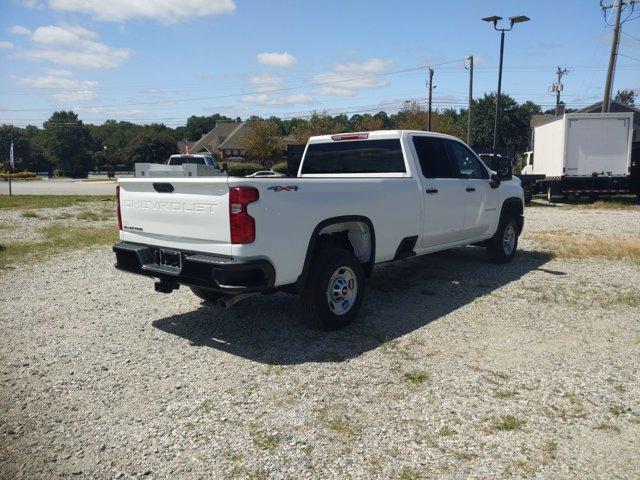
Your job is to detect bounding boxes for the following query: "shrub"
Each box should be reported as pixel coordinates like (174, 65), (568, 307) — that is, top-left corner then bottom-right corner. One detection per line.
(0, 171), (38, 180)
(225, 162), (262, 177)
(272, 162), (288, 174)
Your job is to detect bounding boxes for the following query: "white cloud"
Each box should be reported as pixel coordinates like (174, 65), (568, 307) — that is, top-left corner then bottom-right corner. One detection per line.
(241, 92), (315, 106)
(46, 0), (235, 23)
(248, 73), (284, 91)
(18, 69), (98, 103)
(313, 58), (393, 97)
(18, 71), (97, 89)
(0, 41), (14, 50)
(257, 52), (296, 67)
(10, 26), (31, 35)
(333, 58), (392, 74)
(11, 24), (131, 69)
(53, 90), (98, 101)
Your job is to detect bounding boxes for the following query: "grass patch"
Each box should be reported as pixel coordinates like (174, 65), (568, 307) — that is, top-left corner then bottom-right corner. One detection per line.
(0, 224), (118, 269)
(530, 196), (639, 210)
(315, 405), (359, 441)
(437, 426), (456, 437)
(0, 195), (114, 210)
(250, 430), (280, 453)
(404, 370), (430, 384)
(492, 415), (525, 432)
(76, 210), (114, 222)
(398, 467), (423, 480)
(21, 211), (45, 219)
(609, 405), (625, 416)
(531, 232), (640, 262)
(495, 389), (519, 399)
(527, 283), (640, 309)
(541, 440), (558, 459)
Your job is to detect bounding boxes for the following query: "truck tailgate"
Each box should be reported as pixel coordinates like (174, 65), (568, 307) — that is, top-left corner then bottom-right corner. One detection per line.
(118, 177), (231, 255)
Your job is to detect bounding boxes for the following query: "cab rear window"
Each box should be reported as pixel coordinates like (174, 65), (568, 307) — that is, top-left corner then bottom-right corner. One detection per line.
(301, 139), (405, 174)
(168, 156), (206, 166)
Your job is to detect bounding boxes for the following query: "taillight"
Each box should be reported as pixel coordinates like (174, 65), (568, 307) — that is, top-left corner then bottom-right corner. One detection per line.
(116, 185), (122, 230)
(229, 187), (259, 244)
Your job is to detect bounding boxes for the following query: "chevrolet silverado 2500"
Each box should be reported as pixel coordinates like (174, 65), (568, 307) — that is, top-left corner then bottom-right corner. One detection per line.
(113, 130), (524, 330)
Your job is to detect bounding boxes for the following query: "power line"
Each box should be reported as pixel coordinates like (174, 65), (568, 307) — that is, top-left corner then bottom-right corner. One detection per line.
(0, 59), (466, 112)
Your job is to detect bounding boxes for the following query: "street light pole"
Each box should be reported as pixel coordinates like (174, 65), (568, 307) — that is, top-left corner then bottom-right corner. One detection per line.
(482, 14), (530, 155)
(493, 30), (505, 153)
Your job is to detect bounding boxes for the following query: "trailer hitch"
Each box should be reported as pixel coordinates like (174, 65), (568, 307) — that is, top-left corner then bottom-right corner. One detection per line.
(154, 280), (180, 294)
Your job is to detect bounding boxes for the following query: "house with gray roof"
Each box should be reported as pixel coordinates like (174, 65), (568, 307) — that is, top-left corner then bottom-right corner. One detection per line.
(189, 121), (248, 160)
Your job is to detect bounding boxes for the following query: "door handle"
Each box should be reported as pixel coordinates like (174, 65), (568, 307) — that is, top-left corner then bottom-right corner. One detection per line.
(466, 187), (476, 192)
(426, 188), (438, 194)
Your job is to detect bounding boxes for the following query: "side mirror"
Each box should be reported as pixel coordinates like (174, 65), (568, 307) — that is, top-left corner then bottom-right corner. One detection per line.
(490, 173), (501, 189)
(222, 162), (228, 172)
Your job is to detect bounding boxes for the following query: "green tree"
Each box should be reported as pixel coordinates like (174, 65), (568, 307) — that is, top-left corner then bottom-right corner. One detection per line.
(0, 124), (48, 172)
(241, 119), (285, 165)
(292, 111), (345, 143)
(468, 93), (540, 155)
(125, 130), (177, 165)
(614, 89), (636, 106)
(183, 114), (231, 141)
(42, 111), (92, 177)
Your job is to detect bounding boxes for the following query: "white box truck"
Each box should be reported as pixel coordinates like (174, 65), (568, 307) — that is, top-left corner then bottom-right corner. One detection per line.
(520, 112), (635, 201)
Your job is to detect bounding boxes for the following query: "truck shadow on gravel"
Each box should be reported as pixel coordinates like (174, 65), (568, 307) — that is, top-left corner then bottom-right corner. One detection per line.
(152, 248), (555, 365)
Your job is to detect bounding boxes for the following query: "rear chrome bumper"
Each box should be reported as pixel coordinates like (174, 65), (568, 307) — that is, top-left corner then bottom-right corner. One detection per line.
(113, 241), (275, 294)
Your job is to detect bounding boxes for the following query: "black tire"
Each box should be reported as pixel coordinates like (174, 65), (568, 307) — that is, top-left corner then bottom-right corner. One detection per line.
(190, 286), (222, 304)
(301, 247), (365, 330)
(486, 214), (519, 264)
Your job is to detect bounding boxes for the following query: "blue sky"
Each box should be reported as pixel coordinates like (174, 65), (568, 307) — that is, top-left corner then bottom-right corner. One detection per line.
(1, 0), (639, 127)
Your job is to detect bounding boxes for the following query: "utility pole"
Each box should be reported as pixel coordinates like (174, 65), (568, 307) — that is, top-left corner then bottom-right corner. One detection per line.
(427, 68), (434, 131)
(466, 55), (474, 145)
(602, 0), (624, 112)
(600, 0), (639, 112)
(550, 67), (569, 116)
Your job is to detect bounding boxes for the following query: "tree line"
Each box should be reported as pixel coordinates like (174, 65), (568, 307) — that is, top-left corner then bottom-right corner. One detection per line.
(1, 90), (635, 177)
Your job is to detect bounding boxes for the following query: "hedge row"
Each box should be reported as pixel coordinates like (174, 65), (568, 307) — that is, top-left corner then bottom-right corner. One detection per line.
(225, 162), (263, 177)
(272, 162), (288, 174)
(0, 171), (38, 179)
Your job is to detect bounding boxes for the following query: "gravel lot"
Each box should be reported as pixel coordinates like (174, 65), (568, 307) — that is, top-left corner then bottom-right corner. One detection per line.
(1, 202), (639, 479)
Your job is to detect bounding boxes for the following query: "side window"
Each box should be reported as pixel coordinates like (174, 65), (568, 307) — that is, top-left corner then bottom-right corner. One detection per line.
(412, 136), (456, 178)
(447, 141), (488, 179)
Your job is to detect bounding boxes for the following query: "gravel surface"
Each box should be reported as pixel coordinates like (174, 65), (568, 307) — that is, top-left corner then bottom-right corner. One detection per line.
(1, 204), (639, 479)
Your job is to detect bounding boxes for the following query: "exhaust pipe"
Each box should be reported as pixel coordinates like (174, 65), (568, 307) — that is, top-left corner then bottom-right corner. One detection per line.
(218, 293), (257, 309)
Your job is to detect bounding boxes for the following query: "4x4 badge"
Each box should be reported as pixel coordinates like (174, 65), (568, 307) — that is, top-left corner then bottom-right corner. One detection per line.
(267, 186), (300, 192)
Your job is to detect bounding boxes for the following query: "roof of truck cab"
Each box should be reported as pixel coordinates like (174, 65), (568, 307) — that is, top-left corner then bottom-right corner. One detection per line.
(307, 130), (464, 144)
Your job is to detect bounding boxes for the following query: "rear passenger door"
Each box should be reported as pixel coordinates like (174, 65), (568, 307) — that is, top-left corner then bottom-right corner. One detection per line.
(444, 140), (496, 238)
(411, 135), (466, 248)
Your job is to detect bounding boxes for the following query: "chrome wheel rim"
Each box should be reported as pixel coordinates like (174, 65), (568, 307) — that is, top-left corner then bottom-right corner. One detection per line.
(503, 224), (516, 255)
(326, 266), (358, 315)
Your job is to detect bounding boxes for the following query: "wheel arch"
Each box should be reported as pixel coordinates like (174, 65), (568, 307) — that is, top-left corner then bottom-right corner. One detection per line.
(499, 197), (524, 234)
(295, 215), (376, 291)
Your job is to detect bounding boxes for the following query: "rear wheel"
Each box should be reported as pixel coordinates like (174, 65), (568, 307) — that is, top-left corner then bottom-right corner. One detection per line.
(301, 247), (365, 330)
(190, 286), (222, 304)
(486, 215), (519, 264)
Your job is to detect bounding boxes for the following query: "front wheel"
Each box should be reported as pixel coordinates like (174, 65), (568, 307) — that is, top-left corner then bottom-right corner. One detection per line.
(301, 247), (365, 330)
(486, 215), (519, 264)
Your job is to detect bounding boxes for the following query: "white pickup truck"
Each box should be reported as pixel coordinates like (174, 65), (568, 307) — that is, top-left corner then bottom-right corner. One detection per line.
(114, 131), (524, 330)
